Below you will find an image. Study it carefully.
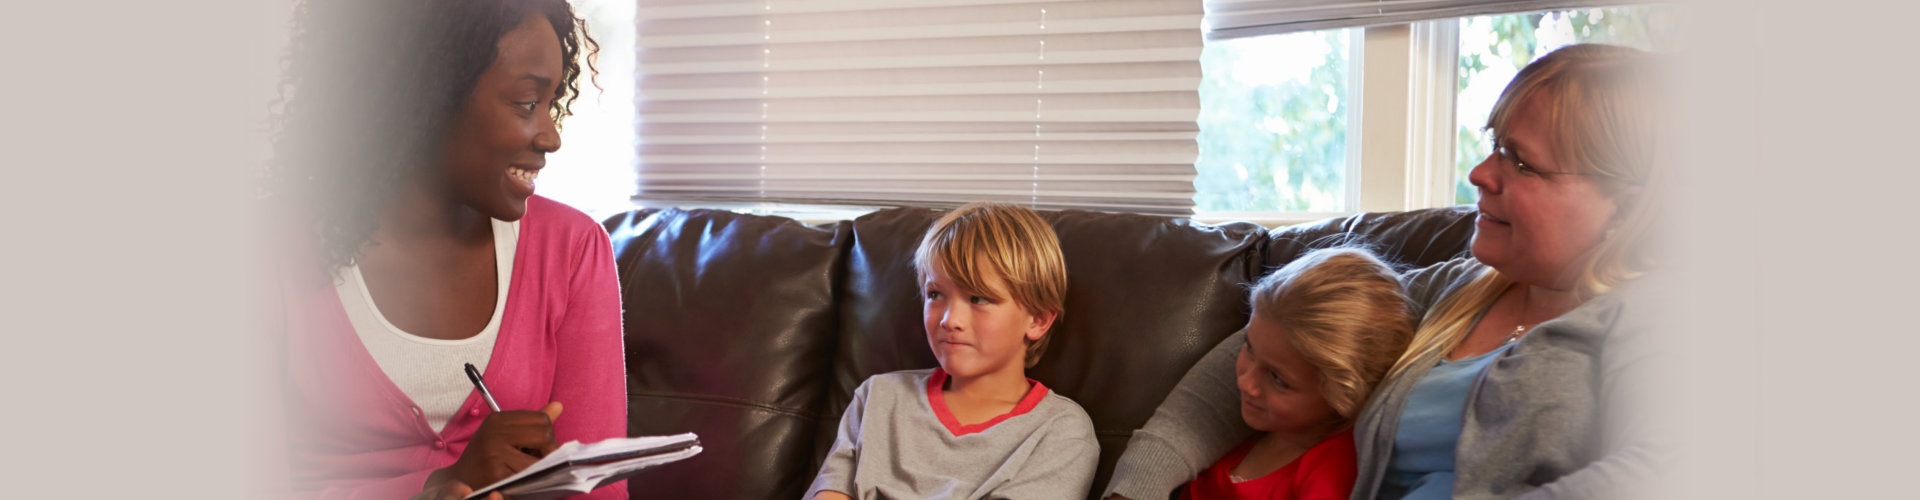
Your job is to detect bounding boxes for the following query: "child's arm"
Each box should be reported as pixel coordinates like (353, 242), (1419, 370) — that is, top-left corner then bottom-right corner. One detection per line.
(803, 381), (872, 500)
(1102, 330), (1253, 500)
(994, 413), (1101, 500)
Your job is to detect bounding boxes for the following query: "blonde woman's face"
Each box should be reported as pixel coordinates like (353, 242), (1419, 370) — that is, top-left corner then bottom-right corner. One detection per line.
(1468, 90), (1625, 290)
(1235, 315), (1342, 435)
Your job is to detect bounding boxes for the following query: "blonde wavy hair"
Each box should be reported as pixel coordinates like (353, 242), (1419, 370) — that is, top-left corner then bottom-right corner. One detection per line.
(913, 203), (1069, 368)
(1251, 248), (1415, 420)
(1391, 44), (1664, 376)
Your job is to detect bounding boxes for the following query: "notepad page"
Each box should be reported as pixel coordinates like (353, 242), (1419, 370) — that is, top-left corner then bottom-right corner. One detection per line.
(502, 445), (705, 498)
(567, 432), (699, 462)
(463, 433), (701, 500)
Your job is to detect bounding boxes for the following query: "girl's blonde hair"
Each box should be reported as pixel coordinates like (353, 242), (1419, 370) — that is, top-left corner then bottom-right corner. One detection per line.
(914, 203), (1069, 368)
(1391, 44), (1663, 376)
(1251, 248), (1415, 420)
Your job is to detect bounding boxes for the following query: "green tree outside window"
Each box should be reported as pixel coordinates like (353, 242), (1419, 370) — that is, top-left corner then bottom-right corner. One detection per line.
(1195, 30), (1352, 213)
(1455, 6), (1676, 204)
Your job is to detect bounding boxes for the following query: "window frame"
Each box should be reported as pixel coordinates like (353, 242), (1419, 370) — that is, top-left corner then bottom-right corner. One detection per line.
(1195, 22), (1464, 228)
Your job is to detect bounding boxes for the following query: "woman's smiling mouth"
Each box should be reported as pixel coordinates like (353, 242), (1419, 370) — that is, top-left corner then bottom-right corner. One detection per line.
(507, 165), (541, 195)
(1477, 206), (1512, 225)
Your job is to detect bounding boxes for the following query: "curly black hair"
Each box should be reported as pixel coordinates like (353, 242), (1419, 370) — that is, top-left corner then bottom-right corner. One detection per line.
(267, 0), (599, 274)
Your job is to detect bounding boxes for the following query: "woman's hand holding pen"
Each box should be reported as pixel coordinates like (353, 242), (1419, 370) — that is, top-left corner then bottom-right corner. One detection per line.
(424, 402), (566, 496)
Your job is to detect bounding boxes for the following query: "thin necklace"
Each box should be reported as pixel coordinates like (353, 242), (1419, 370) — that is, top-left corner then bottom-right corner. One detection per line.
(1503, 286), (1531, 344)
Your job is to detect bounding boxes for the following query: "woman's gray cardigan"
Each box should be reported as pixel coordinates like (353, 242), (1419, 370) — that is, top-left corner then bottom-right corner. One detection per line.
(1102, 258), (1669, 500)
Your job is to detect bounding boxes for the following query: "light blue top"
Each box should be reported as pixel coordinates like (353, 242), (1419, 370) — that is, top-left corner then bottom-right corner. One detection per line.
(1378, 342), (1514, 500)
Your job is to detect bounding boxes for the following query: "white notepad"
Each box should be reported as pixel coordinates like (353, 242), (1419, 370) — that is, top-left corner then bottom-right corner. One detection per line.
(463, 433), (702, 500)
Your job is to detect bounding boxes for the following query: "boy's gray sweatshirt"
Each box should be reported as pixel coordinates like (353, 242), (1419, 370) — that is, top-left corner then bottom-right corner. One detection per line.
(808, 368), (1100, 500)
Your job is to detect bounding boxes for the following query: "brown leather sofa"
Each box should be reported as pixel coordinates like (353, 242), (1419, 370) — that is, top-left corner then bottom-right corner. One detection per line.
(602, 205), (1478, 499)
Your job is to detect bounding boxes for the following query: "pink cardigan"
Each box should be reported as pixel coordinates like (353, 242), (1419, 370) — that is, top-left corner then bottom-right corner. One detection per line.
(280, 196), (629, 499)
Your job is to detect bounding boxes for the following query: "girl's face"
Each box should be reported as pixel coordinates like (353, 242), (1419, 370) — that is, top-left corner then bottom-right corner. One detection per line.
(437, 14), (564, 221)
(1235, 314), (1343, 435)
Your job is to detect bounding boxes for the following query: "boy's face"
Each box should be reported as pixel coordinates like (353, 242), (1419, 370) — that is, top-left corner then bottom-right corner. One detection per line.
(921, 261), (1054, 380)
(1235, 314), (1343, 434)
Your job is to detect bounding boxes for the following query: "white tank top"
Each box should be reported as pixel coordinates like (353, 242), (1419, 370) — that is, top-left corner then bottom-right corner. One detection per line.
(335, 218), (517, 431)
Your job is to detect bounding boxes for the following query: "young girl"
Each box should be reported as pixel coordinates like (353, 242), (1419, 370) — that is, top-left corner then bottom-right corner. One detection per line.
(1180, 248), (1415, 500)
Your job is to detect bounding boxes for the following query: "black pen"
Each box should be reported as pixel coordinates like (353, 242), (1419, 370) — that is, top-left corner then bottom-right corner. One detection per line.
(464, 363), (549, 457)
(465, 363), (546, 458)
(464, 363), (502, 412)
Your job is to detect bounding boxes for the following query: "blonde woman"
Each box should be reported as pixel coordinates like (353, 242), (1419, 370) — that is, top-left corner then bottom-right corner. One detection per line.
(1105, 43), (1664, 500)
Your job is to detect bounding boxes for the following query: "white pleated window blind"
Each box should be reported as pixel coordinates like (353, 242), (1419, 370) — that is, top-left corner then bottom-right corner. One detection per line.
(1205, 0), (1627, 39)
(633, 0), (1205, 215)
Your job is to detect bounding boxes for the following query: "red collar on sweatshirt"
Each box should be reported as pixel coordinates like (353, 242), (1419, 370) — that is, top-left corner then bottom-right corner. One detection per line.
(925, 367), (1050, 437)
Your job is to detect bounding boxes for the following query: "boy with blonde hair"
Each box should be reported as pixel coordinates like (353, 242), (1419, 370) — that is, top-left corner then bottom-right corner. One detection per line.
(806, 202), (1099, 500)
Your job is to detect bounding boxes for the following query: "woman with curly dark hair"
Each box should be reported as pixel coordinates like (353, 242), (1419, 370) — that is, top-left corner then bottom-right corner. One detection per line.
(267, 0), (624, 498)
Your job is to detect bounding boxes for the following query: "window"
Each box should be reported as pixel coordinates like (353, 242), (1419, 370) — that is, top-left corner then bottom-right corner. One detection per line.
(545, 0), (639, 220)
(624, 0), (1205, 217)
(1199, 4), (1677, 221)
(1194, 29), (1357, 214)
(1452, 6), (1677, 204)
(538, 1), (1680, 224)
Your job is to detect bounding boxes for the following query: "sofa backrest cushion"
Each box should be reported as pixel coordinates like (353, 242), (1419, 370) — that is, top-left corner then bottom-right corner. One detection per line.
(1267, 205), (1478, 273)
(603, 205), (1476, 500)
(603, 208), (847, 499)
(825, 207), (1272, 496)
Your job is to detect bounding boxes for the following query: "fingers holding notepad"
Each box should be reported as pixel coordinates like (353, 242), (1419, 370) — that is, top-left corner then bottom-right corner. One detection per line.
(430, 402), (568, 492)
(414, 480), (504, 500)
